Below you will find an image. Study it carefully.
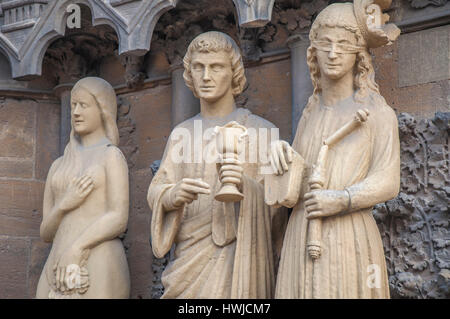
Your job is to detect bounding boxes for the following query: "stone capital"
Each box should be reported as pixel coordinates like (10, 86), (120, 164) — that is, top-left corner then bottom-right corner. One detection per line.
(233, 0), (275, 28)
(52, 83), (76, 99)
(169, 59), (185, 74)
(286, 33), (310, 50)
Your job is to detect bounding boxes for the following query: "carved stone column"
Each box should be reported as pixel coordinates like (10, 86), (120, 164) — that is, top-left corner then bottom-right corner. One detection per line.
(169, 63), (200, 128)
(46, 47), (88, 154)
(53, 84), (76, 154)
(287, 33), (313, 138)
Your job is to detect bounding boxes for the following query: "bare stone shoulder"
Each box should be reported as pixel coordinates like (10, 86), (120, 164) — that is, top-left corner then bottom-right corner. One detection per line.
(105, 144), (128, 167)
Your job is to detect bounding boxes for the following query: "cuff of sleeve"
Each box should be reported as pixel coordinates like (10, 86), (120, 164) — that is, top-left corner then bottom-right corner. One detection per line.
(161, 185), (184, 212)
(338, 188), (352, 216)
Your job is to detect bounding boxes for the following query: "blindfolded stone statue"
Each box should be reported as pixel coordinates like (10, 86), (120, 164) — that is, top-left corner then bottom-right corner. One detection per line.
(36, 77), (130, 299)
(147, 31), (286, 298)
(270, 0), (401, 298)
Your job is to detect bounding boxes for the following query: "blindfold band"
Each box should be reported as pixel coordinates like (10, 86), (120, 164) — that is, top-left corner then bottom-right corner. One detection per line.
(311, 40), (366, 54)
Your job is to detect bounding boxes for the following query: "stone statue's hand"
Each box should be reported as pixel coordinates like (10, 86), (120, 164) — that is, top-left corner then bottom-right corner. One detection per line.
(59, 175), (94, 212)
(270, 140), (293, 175)
(304, 189), (349, 219)
(53, 244), (90, 293)
(218, 158), (243, 189)
(169, 178), (211, 208)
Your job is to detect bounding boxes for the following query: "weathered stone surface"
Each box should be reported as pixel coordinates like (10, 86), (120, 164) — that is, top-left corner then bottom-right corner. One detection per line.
(0, 236), (29, 299)
(0, 180), (44, 211)
(99, 55), (128, 88)
(0, 98), (36, 158)
(0, 208), (41, 237)
(117, 97), (139, 170)
(373, 40), (450, 119)
(129, 169), (153, 222)
(35, 101), (60, 181)
(123, 169), (154, 299)
(151, 252), (169, 299)
(126, 240), (153, 299)
(408, 0), (448, 8)
(244, 58), (292, 141)
(0, 158), (33, 178)
(116, 93), (154, 298)
(398, 25), (450, 87)
(0, 180), (44, 237)
(119, 85), (172, 170)
(390, 0), (450, 33)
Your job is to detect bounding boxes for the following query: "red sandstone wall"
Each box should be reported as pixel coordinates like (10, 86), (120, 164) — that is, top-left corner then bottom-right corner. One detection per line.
(0, 98), (59, 298)
(373, 40), (449, 119)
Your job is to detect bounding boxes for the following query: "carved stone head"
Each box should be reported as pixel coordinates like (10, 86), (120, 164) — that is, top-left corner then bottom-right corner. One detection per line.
(182, 31), (247, 102)
(306, 1), (400, 100)
(70, 77), (119, 146)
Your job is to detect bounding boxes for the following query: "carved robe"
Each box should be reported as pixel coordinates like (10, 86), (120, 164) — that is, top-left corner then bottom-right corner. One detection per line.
(275, 93), (400, 298)
(148, 108), (285, 299)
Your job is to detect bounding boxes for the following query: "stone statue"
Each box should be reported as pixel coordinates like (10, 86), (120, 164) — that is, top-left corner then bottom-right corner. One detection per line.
(36, 77), (130, 299)
(147, 31), (286, 298)
(269, 0), (401, 298)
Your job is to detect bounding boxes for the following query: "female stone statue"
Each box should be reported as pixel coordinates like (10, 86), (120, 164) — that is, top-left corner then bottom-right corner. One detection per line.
(271, 1), (401, 298)
(36, 77), (130, 299)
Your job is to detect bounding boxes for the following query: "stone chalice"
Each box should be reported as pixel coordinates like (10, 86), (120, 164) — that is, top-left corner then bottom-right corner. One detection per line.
(213, 121), (248, 202)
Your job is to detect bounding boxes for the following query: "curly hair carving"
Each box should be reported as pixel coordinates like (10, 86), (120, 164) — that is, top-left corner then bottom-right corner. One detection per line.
(183, 31), (247, 98)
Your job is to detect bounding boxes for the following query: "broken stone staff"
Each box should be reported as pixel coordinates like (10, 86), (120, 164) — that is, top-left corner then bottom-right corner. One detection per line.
(307, 109), (370, 260)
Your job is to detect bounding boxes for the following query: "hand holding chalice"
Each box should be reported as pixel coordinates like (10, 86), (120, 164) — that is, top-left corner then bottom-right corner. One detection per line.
(214, 121), (248, 202)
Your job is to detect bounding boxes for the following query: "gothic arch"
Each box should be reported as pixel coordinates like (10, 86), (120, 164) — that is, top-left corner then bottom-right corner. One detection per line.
(0, 0), (178, 79)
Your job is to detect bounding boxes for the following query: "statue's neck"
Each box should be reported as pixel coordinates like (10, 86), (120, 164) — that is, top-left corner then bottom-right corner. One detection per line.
(200, 91), (236, 119)
(79, 128), (107, 148)
(320, 71), (355, 107)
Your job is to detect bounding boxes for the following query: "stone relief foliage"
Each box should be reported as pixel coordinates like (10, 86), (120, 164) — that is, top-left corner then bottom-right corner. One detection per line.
(408, 0), (448, 8)
(373, 112), (449, 299)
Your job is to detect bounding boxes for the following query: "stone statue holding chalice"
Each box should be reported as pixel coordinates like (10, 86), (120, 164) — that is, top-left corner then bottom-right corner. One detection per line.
(147, 31), (287, 298)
